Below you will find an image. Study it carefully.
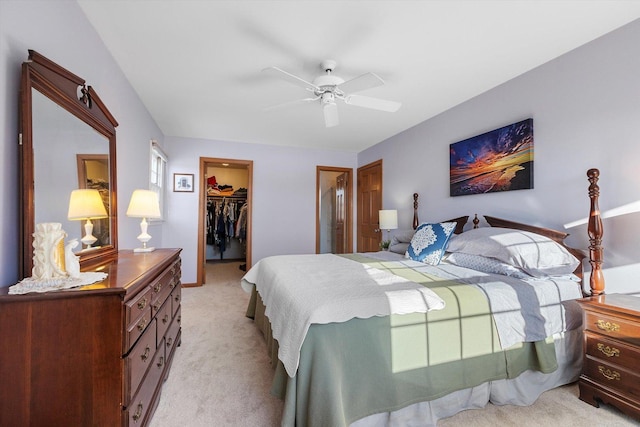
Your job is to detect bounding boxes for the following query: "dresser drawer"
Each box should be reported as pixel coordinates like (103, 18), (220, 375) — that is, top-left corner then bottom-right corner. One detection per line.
(583, 356), (640, 400)
(124, 319), (157, 405)
(171, 286), (181, 317)
(125, 287), (152, 330)
(125, 306), (153, 352)
(150, 275), (173, 317)
(584, 311), (640, 344)
(156, 300), (173, 348)
(126, 338), (166, 426)
(165, 306), (181, 356)
(585, 331), (640, 370)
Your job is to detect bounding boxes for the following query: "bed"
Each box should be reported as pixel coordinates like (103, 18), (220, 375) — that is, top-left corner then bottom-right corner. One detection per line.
(242, 169), (605, 427)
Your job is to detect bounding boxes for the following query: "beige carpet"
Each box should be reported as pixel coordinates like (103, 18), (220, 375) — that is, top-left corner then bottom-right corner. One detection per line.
(149, 261), (637, 427)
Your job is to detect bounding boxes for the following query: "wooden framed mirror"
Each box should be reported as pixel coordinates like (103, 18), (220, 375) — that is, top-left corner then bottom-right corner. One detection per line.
(19, 50), (118, 279)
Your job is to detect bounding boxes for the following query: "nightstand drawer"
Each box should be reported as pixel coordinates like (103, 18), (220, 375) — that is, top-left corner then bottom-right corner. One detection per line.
(583, 357), (640, 400)
(585, 331), (640, 370)
(584, 311), (640, 344)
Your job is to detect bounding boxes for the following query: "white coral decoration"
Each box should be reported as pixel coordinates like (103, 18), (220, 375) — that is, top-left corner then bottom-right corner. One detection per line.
(32, 222), (67, 280)
(65, 239), (81, 279)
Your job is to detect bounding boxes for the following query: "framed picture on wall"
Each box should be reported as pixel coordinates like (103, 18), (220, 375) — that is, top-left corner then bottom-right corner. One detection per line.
(173, 173), (194, 192)
(449, 118), (534, 197)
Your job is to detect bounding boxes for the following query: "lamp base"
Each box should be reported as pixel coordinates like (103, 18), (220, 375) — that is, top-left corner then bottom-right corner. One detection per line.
(133, 246), (156, 253)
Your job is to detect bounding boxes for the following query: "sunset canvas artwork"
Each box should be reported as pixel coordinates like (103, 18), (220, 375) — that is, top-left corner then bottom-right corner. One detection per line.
(449, 118), (533, 196)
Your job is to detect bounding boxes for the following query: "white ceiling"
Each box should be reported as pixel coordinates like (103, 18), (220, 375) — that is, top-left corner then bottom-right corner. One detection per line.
(77, 1), (640, 153)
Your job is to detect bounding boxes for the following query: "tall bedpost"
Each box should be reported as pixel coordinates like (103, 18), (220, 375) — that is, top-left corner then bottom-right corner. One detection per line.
(587, 168), (605, 295)
(413, 193), (419, 230)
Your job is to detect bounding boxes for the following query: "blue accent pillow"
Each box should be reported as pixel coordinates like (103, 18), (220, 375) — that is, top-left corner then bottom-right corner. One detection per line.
(406, 222), (457, 265)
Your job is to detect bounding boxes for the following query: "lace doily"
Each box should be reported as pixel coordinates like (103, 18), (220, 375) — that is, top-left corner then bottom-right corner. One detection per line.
(9, 272), (108, 295)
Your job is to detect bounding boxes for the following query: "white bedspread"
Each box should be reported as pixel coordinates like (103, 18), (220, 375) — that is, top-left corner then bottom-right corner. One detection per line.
(241, 254), (445, 377)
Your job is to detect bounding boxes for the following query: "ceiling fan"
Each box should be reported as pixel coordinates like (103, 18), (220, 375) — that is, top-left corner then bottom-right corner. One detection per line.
(262, 60), (401, 127)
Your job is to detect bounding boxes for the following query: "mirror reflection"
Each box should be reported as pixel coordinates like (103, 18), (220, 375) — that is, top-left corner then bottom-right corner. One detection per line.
(32, 89), (111, 252)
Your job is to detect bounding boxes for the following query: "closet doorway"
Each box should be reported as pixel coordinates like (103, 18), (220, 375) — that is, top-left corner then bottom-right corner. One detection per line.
(197, 157), (253, 286)
(316, 166), (353, 254)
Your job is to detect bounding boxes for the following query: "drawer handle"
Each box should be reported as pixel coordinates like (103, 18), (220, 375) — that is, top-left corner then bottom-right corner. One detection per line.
(137, 318), (148, 331)
(141, 346), (151, 362)
(596, 320), (620, 332)
(154, 283), (162, 293)
(157, 356), (165, 369)
(132, 403), (143, 422)
(598, 365), (621, 381)
(167, 337), (173, 347)
(597, 343), (620, 358)
(162, 314), (169, 324)
(137, 298), (147, 310)
(169, 278), (176, 289)
(174, 294), (180, 303)
(154, 302), (161, 311)
(178, 315), (181, 324)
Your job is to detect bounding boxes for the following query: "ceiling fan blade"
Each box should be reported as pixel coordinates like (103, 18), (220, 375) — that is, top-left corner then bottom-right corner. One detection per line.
(337, 72), (384, 95)
(344, 94), (401, 112)
(262, 66), (319, 91)
(264, 97), (319, 111)
(323, 102), (339, 127)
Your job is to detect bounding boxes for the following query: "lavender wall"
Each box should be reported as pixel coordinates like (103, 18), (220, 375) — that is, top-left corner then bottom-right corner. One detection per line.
(0, 0), (165, 287)
(163, 136), (356, 284)
(359, 19), (640, 294)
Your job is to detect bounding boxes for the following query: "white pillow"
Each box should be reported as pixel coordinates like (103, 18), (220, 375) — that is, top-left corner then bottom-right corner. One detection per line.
(389, 242), (410, 254)
(446, 227), (580, 277)
(391, 230), (415, 244)
(444, 252), (531, 279)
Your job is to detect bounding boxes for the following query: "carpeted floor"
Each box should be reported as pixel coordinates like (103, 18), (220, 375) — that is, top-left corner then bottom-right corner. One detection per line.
(149, 261), (637, 426)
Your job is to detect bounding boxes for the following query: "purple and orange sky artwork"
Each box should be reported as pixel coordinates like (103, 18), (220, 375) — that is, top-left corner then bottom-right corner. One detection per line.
(450, 118), (533, 196)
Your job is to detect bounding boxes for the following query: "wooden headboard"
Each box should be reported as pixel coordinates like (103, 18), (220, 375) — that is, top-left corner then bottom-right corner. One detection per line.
(412, 193), (468, 235)
(484, 214), (587, 291)
(410, 168), (604, 296)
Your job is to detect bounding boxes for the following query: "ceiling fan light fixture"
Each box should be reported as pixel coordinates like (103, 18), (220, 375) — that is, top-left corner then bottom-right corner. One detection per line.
(263, 59), (401, 126)
(321, 92), (335, 104)
(323, 102), (339, 128)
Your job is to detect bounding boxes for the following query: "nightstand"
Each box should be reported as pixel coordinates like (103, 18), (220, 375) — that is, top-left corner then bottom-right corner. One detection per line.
(577, 293), (640, 421)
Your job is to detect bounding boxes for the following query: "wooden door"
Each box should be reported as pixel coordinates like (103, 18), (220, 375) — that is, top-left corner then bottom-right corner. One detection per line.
(316, 166), (353, 254)
(335, 172), (346, 254)
(357, 160), (383, 252)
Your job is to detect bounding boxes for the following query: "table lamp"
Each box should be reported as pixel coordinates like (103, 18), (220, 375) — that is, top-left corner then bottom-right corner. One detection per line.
(67, 189), (108, 248)
(379, 209), (398, 249)
(126, 189), (162, 252)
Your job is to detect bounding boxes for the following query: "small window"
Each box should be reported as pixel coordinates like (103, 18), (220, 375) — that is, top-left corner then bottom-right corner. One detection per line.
(150, 140), (168, 220)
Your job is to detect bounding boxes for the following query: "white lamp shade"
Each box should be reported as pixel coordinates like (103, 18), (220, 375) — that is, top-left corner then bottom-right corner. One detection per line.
(126, 189), (161, 219)
(379, 209), (398, 230)
(68, 189), (108, 220)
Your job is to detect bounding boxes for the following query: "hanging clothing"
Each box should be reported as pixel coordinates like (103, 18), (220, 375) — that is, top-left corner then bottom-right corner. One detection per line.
(206, 197), (247, 259)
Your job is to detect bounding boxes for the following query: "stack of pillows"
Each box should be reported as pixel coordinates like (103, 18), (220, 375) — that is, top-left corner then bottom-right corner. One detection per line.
(390, 222), (581, 279)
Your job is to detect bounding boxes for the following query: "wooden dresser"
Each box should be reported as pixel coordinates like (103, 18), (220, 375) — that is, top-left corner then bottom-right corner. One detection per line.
(577, 293), (640, 421)
(0, 248), (182, 427)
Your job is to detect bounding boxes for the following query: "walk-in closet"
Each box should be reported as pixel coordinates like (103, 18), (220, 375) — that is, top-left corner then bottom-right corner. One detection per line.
(204, 161), (250, 282)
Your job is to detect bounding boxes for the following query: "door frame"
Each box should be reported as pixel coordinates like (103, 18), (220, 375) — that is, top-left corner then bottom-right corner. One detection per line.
(357, 159), (383, 252)
(316, 166), (353, 254)
(196, 157), (253, 286)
